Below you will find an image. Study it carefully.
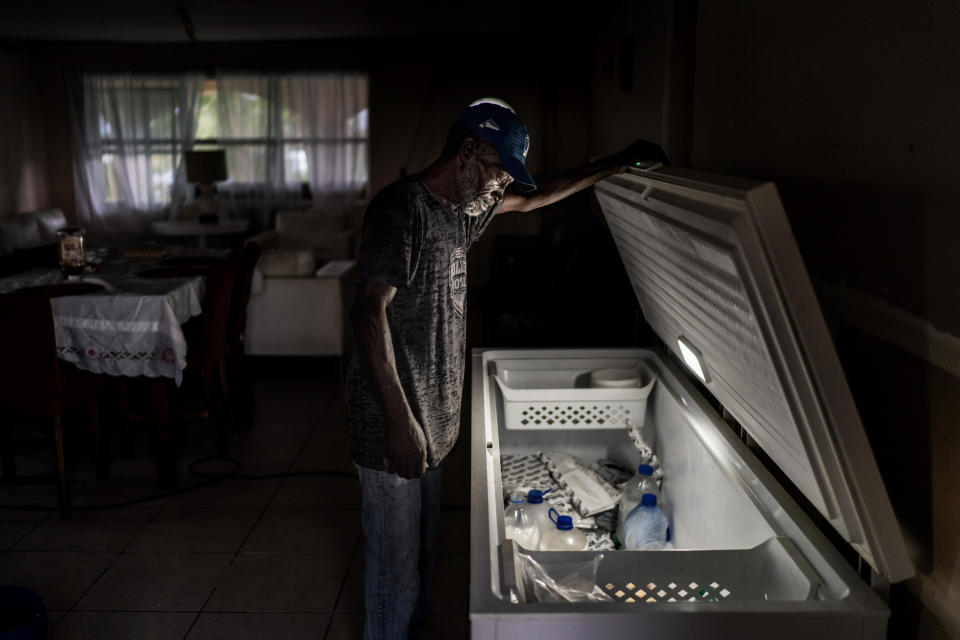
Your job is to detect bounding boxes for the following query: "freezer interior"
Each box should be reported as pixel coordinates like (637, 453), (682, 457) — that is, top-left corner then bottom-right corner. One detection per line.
(477, 348), (877, 609)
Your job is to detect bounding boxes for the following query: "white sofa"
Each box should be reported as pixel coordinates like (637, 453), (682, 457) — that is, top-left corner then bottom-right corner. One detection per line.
(244, 207), (360, 356)
(245, 260), (355, 356)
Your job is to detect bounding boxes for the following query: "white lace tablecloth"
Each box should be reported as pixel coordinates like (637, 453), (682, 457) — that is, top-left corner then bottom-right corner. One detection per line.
(0, 263), (205, 385)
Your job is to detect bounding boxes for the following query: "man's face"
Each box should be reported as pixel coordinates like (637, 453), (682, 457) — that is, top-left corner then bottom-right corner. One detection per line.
(456, 143), (513, 217)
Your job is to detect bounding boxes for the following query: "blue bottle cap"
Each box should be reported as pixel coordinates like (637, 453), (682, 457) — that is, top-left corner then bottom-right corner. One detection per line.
(641, 493), (658, 507)
(509, 494), (525, 504)
(637, 464), (654, 476)
(527, 489), (548, 504)
(555, 515), (574, 531)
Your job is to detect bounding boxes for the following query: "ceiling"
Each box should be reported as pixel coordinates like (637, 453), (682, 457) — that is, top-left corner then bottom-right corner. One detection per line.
(0, 1), (581, 43)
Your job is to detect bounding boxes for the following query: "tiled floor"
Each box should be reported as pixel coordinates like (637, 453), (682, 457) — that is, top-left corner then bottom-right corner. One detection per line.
(0, 361), (471, 639)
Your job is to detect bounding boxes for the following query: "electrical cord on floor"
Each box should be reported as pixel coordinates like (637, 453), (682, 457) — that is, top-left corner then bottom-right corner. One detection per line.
(0, 456), (358, 512)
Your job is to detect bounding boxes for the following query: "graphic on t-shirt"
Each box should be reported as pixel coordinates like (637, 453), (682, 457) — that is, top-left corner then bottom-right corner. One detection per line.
(450, 247), (467, 317)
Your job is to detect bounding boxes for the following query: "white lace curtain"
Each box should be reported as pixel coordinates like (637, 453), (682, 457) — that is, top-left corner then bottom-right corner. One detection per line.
(71, 73), (204, 244)
(214, 72), (369, 230)
(71, 71), (369, 240)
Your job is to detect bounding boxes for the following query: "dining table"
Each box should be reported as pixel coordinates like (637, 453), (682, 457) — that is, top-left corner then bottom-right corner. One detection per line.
(0, 258), (210, 488)
(0, 260), (205, 385)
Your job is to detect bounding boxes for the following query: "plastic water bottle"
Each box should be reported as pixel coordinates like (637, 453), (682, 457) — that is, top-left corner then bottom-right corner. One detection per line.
(504, 494), (540, 550)
(525, 489), (553, 539)
(539, 508), (588, 551)
(622, 493), (669, 550)
(617, 464), (660, 540)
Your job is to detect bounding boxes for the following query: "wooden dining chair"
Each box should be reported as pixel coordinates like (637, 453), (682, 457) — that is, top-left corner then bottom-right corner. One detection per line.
(155, 246), (262, 429)
(226, 242), (262, 428)
(180, 252), (241, 455)
(126, 256), (239, 462)
(0, 287), (103, 520)
(117, 268), (216, 486)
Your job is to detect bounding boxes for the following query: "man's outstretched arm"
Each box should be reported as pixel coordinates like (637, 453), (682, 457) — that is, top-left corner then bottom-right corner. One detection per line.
(498, 139), (667, 214)
(351, 282), (428, 479)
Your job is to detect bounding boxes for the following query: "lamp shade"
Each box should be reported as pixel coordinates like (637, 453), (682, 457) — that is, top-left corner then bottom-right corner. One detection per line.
(185, 150), (228, 183)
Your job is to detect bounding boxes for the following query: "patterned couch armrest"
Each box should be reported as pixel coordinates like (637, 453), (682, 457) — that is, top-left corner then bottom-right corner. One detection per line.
(0, 208), (66, 255)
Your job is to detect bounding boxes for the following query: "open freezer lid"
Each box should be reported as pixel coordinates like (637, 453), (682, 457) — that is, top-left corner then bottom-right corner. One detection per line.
(595, 167), (913, 582)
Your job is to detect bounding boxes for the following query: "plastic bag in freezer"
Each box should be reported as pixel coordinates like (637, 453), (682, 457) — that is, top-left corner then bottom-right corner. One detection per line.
(516, 551), (613, 603)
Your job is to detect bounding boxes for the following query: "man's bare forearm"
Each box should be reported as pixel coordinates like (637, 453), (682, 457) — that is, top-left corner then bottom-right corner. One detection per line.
(500, 157), (621, 214)
(351, 282), (428, 477)
(499, 139), (667, 214)
(353, 304), (416, 432)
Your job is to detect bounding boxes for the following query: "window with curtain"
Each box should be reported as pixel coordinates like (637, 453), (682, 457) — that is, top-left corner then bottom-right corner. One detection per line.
(93, 77), (191, 208)
(72, 71), (369, 239)
(71, 73), (204, 242)
(199, 74), (369, 190)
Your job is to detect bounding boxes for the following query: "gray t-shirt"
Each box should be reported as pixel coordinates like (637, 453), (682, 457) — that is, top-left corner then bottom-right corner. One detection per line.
(344, 176), (497, 470)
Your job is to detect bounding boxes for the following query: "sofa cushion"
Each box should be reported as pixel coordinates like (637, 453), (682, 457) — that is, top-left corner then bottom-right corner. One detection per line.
(275, 209), (346, 255)
(33, 209), (68, 244)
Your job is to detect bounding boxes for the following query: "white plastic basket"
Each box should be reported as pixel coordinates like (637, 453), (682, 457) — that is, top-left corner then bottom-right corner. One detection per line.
(507, 537), (820, 605)
(493, 358), (656, 430)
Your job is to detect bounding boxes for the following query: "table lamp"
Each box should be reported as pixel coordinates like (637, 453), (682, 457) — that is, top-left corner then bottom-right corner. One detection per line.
(184, 150), (228, 222)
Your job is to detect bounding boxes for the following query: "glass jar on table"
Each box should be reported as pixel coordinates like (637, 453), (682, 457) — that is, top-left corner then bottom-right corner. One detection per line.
(56, 227), (86, 275)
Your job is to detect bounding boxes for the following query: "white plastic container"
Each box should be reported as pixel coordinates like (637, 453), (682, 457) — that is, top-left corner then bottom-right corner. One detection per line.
(617, 464), (660, 540)
(504, 494), (540, 551)
(589, 368), (641, 388)
(493, 359), (656, 430)
(524, 489), (553, 539)
(622, 493), (669, 550)
(539, 508), (588, 551)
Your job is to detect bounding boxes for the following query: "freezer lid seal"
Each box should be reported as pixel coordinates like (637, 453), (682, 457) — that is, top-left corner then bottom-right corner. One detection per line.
(594, 168), (913, 582)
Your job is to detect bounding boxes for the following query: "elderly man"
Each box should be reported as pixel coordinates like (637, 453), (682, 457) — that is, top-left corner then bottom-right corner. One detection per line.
(344, 101), (665, 640)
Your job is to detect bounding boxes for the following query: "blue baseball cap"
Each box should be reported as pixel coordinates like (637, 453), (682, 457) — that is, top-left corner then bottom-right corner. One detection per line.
(455, 102), (536, 192)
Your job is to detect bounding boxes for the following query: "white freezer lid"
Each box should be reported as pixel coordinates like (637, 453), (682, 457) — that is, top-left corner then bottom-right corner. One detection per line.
(595, 167), (913, 582)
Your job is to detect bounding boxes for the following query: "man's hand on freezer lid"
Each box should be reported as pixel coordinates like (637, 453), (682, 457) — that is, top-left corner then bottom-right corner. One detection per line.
(588, 140), (669, 171)
(611, 139), (670, 171)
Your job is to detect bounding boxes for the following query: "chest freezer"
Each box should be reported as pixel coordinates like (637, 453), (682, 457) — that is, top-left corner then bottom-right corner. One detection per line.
(469, 167), (913, 639)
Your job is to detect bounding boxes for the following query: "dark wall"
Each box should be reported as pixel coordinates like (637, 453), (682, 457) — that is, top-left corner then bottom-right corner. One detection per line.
(0, 51), (70, 217)
(683, 2), (959, 637)
(692, 1), (960, 334)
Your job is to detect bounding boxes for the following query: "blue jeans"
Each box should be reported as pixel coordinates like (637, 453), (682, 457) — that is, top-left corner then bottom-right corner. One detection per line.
(355, 464), (442, 640)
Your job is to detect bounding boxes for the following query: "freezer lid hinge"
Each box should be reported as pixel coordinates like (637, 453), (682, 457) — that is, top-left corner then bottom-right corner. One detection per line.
(720, 405), (757, 449)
